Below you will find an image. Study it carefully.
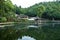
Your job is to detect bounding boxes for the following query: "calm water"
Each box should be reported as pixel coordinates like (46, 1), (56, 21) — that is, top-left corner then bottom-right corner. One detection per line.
(0, 22), (60, 40)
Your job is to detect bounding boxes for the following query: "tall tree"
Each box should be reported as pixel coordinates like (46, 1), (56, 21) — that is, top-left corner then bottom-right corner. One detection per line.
(36, 5), (46, 17)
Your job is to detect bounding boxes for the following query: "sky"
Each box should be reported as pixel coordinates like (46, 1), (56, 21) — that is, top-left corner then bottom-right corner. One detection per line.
(18, 36), (36, 40)
(11, 0), (54, 8)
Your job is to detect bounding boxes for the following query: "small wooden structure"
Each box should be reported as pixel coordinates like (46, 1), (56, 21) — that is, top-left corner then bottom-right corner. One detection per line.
(16, 14), (28, 19)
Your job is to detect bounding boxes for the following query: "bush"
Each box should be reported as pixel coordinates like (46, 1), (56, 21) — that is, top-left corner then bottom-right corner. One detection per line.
(0, 17), (7, 22)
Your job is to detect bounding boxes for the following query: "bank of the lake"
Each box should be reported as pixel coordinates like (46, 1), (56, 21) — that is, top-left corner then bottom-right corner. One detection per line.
(0, 20), (60, 28)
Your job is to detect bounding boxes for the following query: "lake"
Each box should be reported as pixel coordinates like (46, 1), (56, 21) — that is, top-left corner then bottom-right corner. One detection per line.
(0, 22), (60, 40)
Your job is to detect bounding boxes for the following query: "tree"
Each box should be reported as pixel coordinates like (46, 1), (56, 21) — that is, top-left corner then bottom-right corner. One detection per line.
(36, 5), (46, 17)
(0, 0), (16, 22)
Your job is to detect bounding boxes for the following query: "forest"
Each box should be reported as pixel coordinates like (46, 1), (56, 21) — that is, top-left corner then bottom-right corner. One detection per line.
(0, 0), (60, 22)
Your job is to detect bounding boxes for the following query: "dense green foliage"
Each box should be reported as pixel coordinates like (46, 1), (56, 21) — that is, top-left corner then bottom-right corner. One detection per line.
(26, 1), (60, 20)
(0, 0), (28, 22)
(0, 0), (16, 22)
(0, 0), (60, 22)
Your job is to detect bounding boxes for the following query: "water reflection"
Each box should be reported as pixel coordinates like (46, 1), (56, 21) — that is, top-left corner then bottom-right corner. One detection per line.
(18, 36), (36, 40)
(0, 22), (60, 40)
(27, 25), (38, 28)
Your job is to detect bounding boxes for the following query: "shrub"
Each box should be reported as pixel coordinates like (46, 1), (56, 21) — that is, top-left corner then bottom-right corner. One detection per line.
(0, 17), (7, 22)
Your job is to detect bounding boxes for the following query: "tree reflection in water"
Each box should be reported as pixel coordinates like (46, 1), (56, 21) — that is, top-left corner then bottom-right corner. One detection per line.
(0, 23), (60, 40)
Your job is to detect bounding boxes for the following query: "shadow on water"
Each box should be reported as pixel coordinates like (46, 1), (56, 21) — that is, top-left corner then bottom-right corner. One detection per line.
(0, 22), (60, 40)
